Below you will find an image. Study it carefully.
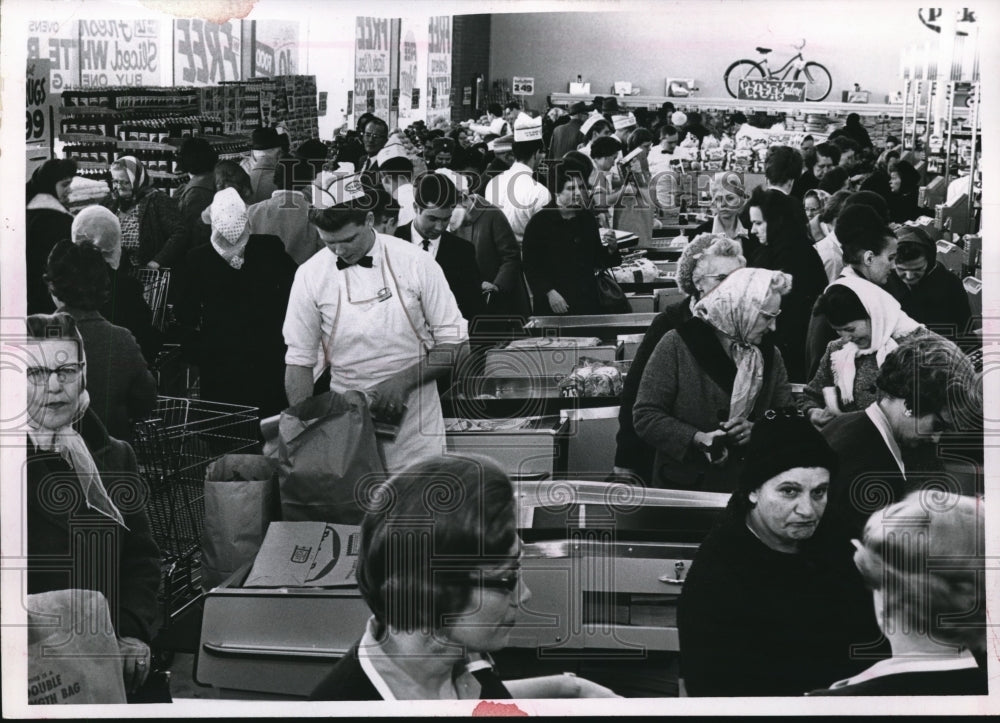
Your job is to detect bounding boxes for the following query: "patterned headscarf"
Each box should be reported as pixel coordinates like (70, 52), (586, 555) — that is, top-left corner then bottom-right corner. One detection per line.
(694, 267), (785, 420)
(829, 275), (923, 404)
(72, 206), (122, 270)
(110, 155), (153, 209)
(209, 187), (250, 269)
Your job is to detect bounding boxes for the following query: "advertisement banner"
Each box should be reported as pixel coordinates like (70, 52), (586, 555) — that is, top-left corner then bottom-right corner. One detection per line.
(426, 15), (451, 125)
(26, 58), (56, 149)
(355, 17), (391, 122)
(173, 18), (242, 86)
(78, 19), (160, 88)
(26, 19), (79, 91)
(254, 19), (299, 78)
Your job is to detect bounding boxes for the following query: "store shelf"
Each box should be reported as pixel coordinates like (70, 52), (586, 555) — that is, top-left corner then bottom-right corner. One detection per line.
(549, 92), (968, 119)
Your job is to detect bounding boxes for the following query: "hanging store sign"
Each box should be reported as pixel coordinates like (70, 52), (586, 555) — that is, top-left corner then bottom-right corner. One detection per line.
(355, 16), (391, 122)
(26, 58), (57, 147)
(737, 79), (806, 103)
(426, 15), (452, 124)
(78, 19), (160, 87)
(512, 76), (534, 96)
(173, 18), (242, 86)
(253, 20), (299, 78)
(26, 19), (79, 91)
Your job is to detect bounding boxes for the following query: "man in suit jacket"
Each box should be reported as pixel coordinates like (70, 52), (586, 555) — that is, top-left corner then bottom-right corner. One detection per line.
(394, 173), (485, 324)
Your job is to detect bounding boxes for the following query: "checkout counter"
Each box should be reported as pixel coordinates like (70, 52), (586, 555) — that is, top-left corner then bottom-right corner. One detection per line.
(195, 481), (729, 698)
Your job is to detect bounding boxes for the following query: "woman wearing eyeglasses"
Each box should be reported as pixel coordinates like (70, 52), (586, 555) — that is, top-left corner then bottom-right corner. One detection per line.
(633, 268), (795, 492)
(677, 411), (884, 696)
(820, 335), (979, 538)
(25, 312), (162, 700)
(309, 454), (618, 701)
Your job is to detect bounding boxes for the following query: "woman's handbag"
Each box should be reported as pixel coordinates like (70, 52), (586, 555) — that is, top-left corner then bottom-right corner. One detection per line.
(596, 268), (632, 313)
(277, 390), (387, 524)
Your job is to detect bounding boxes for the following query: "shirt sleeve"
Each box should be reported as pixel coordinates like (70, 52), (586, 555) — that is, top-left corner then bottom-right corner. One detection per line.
(418, 255), (469, 345)
(283, 263), (324, 366)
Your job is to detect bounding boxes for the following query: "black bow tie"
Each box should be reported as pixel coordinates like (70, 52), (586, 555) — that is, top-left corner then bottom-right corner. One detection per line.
(336, 255), (373, 270)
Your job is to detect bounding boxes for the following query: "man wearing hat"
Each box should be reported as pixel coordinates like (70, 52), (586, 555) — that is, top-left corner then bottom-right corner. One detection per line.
(484, 113), (551, 247)
(549, 101), (588, 159)
(246, 142), (327, 265)
(282, 174), (469, 472)
(611, 112), (637, 146)
(244, 126), (284, 204)
(483, 134), (515, 185)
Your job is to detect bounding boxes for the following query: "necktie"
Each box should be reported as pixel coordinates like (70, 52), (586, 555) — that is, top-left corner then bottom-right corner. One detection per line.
(421, 239), (431, 252)
(469, 666), (512, 699)
(336, 255), (373, 270)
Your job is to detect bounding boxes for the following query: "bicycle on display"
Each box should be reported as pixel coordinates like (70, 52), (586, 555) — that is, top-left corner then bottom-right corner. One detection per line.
(724, 40), (833, 102)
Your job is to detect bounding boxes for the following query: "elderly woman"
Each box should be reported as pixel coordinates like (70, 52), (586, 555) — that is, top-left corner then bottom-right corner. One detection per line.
(44, 241), (157, 441)
(821, 335), (979, 536)
(309, 454), (617, 700)
(71, 206), (162, 363)
(25, 312), (161, 697)
(803, 276), (935, 429)
(633, 267), (794, 491)
(677, 411), (883, 696)
(693, 172), (754, 259)
(109, 156), (187, 270)
(811, 492), (986, 696)
(175, 188), (296, 418)
(522, 163), (621, 316)
(614, 233), (746, 483)
(803, 188), (831, 242)
(26, 158), (77, 314)
(747, 187), (829, 382)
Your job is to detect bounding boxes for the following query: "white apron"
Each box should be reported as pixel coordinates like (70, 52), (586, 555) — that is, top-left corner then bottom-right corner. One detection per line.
(319, 250), (446, 472)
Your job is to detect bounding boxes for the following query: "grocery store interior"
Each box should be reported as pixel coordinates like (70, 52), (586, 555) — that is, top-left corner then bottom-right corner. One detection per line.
(11, 0), (991, 711)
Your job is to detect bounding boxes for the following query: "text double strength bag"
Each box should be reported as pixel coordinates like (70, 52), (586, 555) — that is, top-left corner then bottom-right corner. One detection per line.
(277, 390), (386, 524)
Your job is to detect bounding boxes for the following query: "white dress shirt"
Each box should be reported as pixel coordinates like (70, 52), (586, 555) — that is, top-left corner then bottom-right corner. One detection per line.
(483, 161), (551, 246)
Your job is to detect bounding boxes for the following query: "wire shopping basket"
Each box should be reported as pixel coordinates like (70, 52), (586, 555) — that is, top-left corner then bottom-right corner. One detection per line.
(133, 396), (260, 623)
(130, 267), (172, 332)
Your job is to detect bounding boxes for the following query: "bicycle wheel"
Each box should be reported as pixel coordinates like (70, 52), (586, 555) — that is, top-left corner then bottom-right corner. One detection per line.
(795, 62), (832, 102)
(724, 60), (766, 98)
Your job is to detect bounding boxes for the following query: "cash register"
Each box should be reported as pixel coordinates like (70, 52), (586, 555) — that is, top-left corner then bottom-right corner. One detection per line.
(195, 481), (728, 698)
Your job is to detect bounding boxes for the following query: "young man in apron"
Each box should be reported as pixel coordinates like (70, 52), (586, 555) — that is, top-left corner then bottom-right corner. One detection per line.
(283, 174), (470, 472)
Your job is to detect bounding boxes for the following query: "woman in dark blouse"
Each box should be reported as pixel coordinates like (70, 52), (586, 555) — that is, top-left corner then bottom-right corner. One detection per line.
(522, 162), (621, 315)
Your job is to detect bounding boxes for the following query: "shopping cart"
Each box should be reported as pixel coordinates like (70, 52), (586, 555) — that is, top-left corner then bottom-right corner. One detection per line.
(130, 267), (172, 332)
(132, 396), (260, 644)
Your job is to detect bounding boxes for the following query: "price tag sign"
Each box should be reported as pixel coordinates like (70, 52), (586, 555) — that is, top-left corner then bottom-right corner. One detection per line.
(512, 76), (534, 96)
(26, 58), (56, 148)
(737, 79), (806, 103)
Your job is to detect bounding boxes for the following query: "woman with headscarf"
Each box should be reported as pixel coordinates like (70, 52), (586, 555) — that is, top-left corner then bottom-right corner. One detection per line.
(26, 158), (77, 314)
(633, 267), (795, 491)
(803, 188), (831, 243)
(677, 411), (883, 696)
(174, 187), (296, 418)
(109, 155), (187, 270)
(71, 206), (163, 363)
(44, 241), (157, 441)
(747, 187), (829, 382)
(25, 312), (161, 699)
(614, 233), (746, 483)
(887, 160), (922, 224)
(802, 276), (936, 429)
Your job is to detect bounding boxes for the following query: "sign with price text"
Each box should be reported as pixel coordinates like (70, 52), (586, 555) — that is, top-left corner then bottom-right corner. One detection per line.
(26, 59), (57, 149)
(737, 79), (806, 103)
